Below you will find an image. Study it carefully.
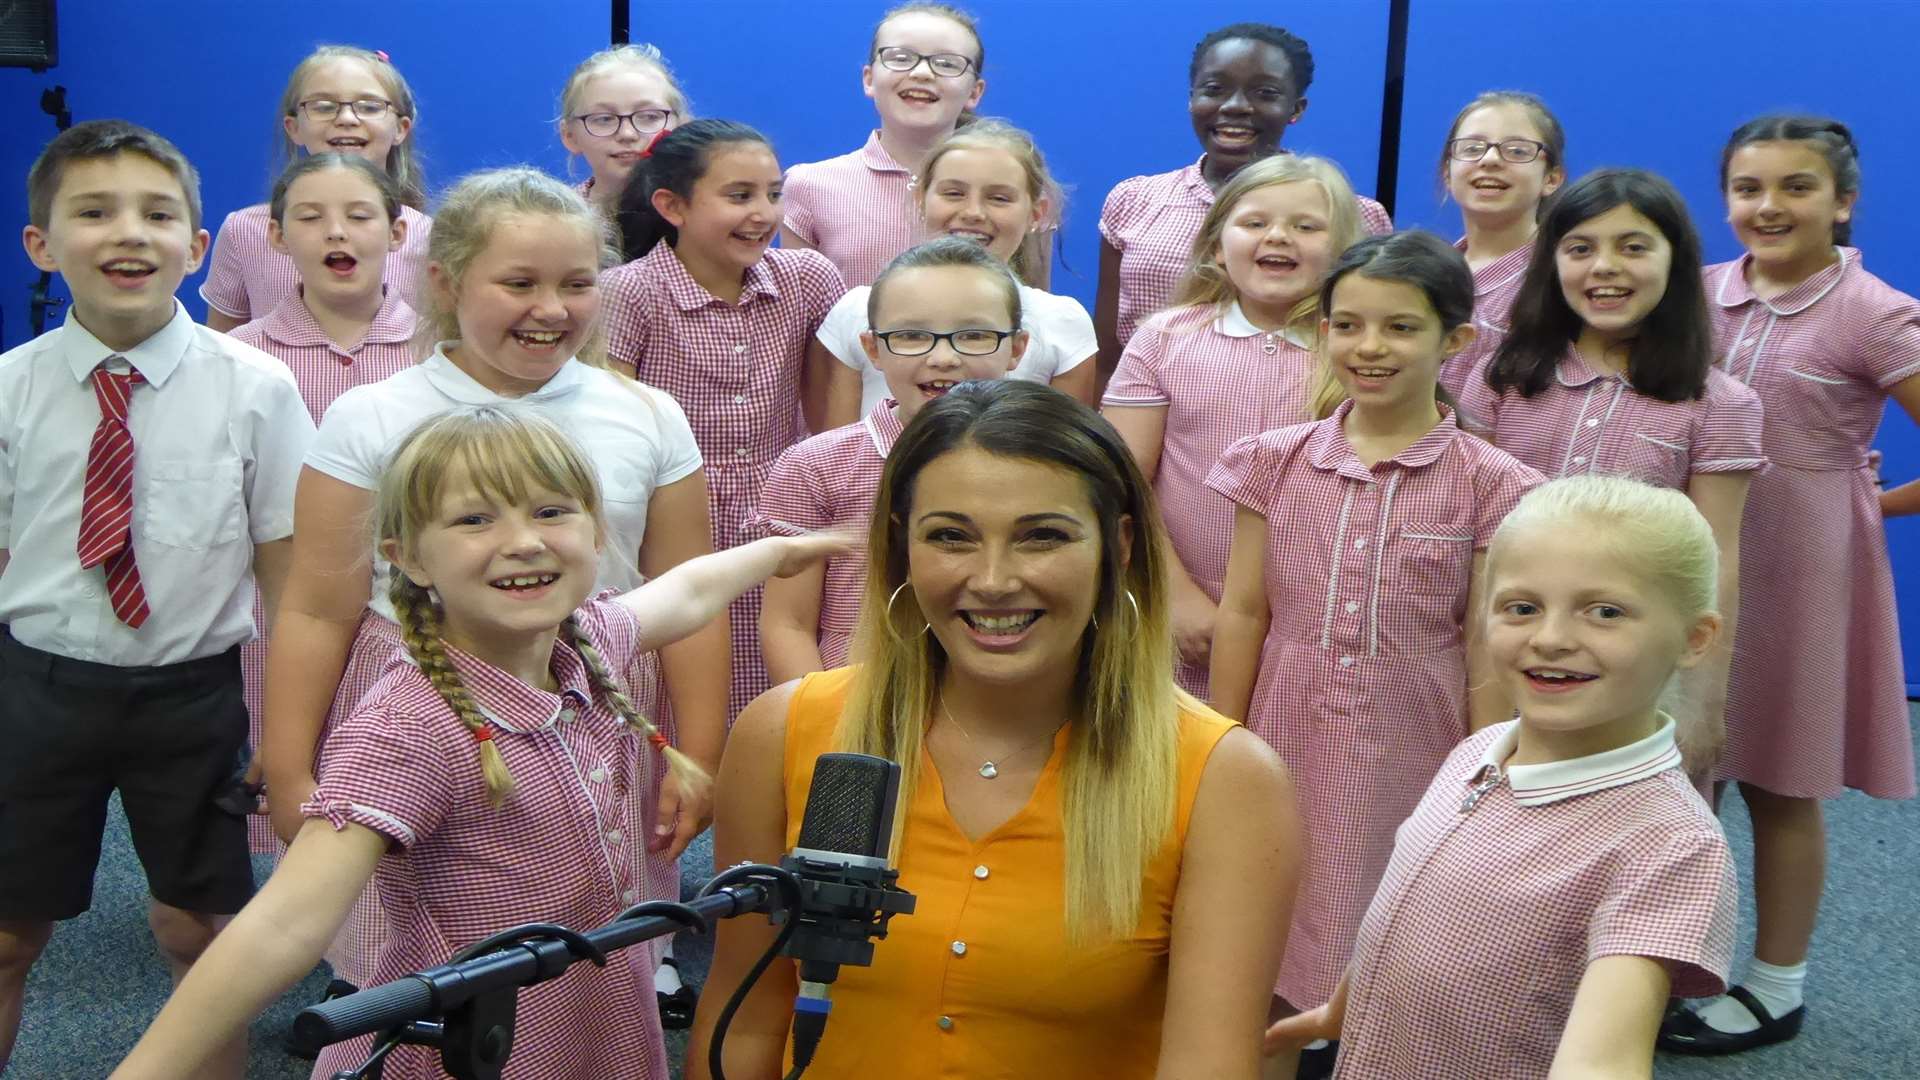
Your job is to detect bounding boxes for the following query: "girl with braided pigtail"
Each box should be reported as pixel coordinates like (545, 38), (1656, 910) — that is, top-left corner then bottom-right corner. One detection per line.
(112, 405), (849, 1080)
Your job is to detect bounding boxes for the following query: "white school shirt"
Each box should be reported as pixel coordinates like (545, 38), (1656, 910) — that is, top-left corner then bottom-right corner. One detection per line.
(305, 344), (703, 621)
(816, 283), (1098, 414)
(0, 302), (314, 665)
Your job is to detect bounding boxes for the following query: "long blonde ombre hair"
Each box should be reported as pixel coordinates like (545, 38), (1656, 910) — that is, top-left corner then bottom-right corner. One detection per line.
(1168, 153), (1362, 338)
(376, 405), (708, 808)
(838, 380), (1190, 943)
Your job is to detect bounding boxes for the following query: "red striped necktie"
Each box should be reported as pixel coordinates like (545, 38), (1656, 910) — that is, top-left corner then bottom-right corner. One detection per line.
(76, 363), (149, 628)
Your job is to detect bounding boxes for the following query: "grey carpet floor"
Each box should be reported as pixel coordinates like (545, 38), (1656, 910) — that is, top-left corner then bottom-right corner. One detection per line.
(9, 714), (1919, 1079)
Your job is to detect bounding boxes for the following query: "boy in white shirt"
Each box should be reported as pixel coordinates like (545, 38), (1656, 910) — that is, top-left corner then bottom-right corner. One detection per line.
(0, 120), (314, 1077)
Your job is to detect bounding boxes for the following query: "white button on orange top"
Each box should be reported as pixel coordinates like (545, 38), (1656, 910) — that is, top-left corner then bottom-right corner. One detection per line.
(951, 941), (968, 956)
(973, 865), (989, 880)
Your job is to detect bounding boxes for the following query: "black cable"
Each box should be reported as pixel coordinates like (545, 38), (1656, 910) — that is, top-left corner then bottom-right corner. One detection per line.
(1374, 0), (1413, 218)
(702, 864), (805, 1080)
(611, 0), (629, 44)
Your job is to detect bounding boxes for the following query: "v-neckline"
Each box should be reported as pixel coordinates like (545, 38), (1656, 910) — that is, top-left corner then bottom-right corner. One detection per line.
(920, 723), (1072, 846)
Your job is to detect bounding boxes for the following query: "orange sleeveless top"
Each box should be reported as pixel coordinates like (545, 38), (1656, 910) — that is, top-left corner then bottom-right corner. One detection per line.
(780, 667), (1238, 1078)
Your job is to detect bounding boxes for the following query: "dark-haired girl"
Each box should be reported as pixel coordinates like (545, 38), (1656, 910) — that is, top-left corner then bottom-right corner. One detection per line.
(1659, 116), (1920, 1056)
(1209, 232), (1541, 1074)
(1095, 22), (1393, 384)
(1456, 169), (1764, 778)
(604, 119), (858, 722)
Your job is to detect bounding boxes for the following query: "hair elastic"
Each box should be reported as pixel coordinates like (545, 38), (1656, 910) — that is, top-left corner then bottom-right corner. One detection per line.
(472, 722), (495, 743)
(647, 731), (671, 751)
(374, 49), (391, 62)
(641, 129), (670, 158)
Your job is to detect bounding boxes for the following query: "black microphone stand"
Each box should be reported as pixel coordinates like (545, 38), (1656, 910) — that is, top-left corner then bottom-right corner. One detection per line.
(24, 86), (73, 344)
(296, 864), (802, 1080)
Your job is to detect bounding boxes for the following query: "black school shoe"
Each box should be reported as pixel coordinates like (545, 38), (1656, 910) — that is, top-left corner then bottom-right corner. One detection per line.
(1658, 987), (1806, 1055)
(1296, 1040), (1339, 1079)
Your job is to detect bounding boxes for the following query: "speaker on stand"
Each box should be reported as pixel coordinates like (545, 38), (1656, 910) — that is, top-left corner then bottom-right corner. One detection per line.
(0, 0), (57, 70)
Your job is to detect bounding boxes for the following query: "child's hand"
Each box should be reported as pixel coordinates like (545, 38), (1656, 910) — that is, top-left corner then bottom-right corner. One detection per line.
(651, 767), (713, 859)
(1169, 581), (1218, 668)
(1264, 1003), (1341, 1057)
(770, 529), (860, 578)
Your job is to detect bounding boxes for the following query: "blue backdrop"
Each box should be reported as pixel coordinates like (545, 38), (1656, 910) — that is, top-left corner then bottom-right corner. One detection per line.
(5, 0), (1919, 689)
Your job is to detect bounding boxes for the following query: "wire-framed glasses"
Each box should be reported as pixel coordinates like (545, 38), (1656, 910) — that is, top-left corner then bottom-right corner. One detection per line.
(297, 98), (395, 122)
(573, 109), (674, 138)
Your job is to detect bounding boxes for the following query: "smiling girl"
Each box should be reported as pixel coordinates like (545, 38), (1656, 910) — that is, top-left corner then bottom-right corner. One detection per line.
(260, 169), (725, 989)
(1095, 22), (1392, 384)
(1104, 153), (1360, 697)
(781, 3), (987, 287)
(1456, 168), (1765, 776)
(203, 46), (431, 332)
(113, 406), (843, 1080)
(814, 120), (1095, 412)
(556, 44), (689, 213)
(1267, 475), (1738, 1080)
(1658, 115), (1920, 1056)
(755, 237), (1027, 684)
(1208, 231), (1541, 1076)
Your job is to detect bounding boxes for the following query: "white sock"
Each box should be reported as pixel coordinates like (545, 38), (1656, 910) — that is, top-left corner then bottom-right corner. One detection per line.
(654, 939), (684, 994)
(1692, 958), (1806, 1033)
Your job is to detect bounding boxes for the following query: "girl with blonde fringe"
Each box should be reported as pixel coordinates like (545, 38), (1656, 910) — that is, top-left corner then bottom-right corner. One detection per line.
(112, 406), (847, 1080)
(556, 44), (690, 212)
(694, 380), (1300, 1079)
(203, 45), (433, 331)
(1103, 153), (1361, 698)
(259, 168), (728, 994)
(1206, 231), (1540, 1077)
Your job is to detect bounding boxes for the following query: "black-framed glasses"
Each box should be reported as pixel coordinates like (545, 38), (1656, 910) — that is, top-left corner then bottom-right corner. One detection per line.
(872, 328), (1015, 356)
(296, 98), (395, 122)
(1447, 137), (1548, 164)
(572, 109), (674, 138)
(874, 46), (975, 79)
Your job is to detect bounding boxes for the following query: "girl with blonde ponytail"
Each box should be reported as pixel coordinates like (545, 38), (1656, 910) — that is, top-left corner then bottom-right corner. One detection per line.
(113, 406), (848, 1080)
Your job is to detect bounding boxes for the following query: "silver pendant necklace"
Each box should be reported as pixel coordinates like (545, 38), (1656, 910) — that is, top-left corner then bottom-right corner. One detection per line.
(938, 697), (1060, 780)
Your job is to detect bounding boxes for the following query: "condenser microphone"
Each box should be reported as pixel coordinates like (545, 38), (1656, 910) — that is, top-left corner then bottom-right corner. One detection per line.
(778, 752), (917, 1071)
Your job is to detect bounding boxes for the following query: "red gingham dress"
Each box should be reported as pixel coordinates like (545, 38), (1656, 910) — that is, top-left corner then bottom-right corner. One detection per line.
(230, 288), (417, 854)
(1708, 248), (1920, 799)
(1438, 239), (1532, 400)
(303, 597), (672, 1080)
(200, 203), (432, 322)
(747, 400), (900, 670)
(782, 131), (916, 288)
(1102, 303), (1317, 696)
(1334, 719), (1737, 1080)
(1454, 345), (1768, 489)
(1099, 155), (1393, 349)
(603, 243), (846, 720)
(1206, 402), (1542, 1008)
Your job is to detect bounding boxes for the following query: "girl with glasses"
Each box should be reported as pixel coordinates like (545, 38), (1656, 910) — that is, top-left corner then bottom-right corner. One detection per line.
(780, 3), (987, 287)
(754, 237), (1029, 685)
(557, 44), (690, 214)
(1436, 91), (1567, 397)
(202, 45), (432, 333)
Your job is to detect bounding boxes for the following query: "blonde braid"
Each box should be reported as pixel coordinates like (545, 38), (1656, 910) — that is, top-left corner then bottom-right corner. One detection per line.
(390, 572), (517, 807)
(562, 617), (712, 802)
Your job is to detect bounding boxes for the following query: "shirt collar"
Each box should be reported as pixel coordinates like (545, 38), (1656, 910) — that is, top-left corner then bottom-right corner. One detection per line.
(858, 129), (911, 175)
(1712, 246), (1854, 316)
(1554, 344), (1616, 388)
(261, 287), (417, 350)
(420, 342), (589, 405)
(1305, 398), (1463, 480)
(1181, 155), (1215, 204)
(644, 241), (779, 312)
(443, 636), (596, 735)
(61, 300), (193, 387)
(866, 399), (906, 456)
(1471, 715), (1683, 806)
(1454, 236), (1533, 298)
(1215, 301), (1311, 348)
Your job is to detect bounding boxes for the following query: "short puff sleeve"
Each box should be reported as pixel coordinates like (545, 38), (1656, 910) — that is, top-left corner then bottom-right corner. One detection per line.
(1586, 823), (1738, 999)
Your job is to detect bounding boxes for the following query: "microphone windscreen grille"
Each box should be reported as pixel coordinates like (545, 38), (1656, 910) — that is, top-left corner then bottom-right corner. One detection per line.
(796, 753), (900, 860)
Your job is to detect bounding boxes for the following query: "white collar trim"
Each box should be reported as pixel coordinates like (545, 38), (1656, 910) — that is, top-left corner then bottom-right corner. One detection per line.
(1475, 715), (1683, 806)
(1216, 301), (1310, 348)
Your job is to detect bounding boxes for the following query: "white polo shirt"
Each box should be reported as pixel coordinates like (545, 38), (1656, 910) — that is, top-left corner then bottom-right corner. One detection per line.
(817, 282), (1098, 414)
(0, 302), (314, 666)
(305, 343), (703, 621)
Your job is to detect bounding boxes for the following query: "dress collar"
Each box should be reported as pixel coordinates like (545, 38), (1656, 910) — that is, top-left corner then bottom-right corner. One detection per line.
(1305, 398), (1462, 481)
(865, 399), (906, 456)
(859, 130), (911, 176)
(1554, 344), (1620, 388)
(1712, 246), (1854, 316)
(61, 300), (193, 387)
(260, 287), (416, 350)
(1469, 715), (1683, 806)
(643, 241), (778, 313)
(1454, 236), (1533, 299)
(442, 635), (596, 736)
(1216, 301), (1311, 349)
(419, 342), (589, 405)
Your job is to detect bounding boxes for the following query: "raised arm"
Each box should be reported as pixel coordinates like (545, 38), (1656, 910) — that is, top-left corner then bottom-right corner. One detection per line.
(110, 820), (387, 1079)
(685, 681), (801, 1080)
(1547, 954), (1670, 1079)
(617, 532), (853, 650)
(261, 468), (376, 843)
(1157, 728), (1300, 1079)
(1209, 506), (1273, 720)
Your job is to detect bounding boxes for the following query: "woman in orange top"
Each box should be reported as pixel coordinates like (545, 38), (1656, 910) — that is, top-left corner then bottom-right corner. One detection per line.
(690, 380), (1301, 1079)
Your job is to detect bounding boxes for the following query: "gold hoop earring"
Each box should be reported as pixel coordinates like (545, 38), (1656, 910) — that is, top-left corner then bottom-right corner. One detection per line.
(885, 581), (930, 642)
(1125, 589), (1141, 624)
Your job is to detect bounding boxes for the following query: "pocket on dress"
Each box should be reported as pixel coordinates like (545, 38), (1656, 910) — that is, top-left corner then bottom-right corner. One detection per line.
(141, 457), (246, 550)
(1394, 524), (1474, 598)
(1620, 433), (1687, 488)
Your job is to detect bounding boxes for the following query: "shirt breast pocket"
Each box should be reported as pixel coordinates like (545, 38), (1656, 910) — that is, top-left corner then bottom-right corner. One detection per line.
(1395, 524), (1474, 598)
(141, 457), (246, 550)
(1622, 433), (1688, 488)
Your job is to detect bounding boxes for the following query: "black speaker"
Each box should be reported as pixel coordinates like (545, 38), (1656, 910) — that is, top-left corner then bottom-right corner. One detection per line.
(0, 0), (57, 71)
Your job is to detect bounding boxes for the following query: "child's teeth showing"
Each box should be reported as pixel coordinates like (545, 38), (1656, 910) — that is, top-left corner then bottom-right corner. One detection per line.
(491, 573), (558, 591)
(103, 260), (153, 279)
(513, 330), (565, 348)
